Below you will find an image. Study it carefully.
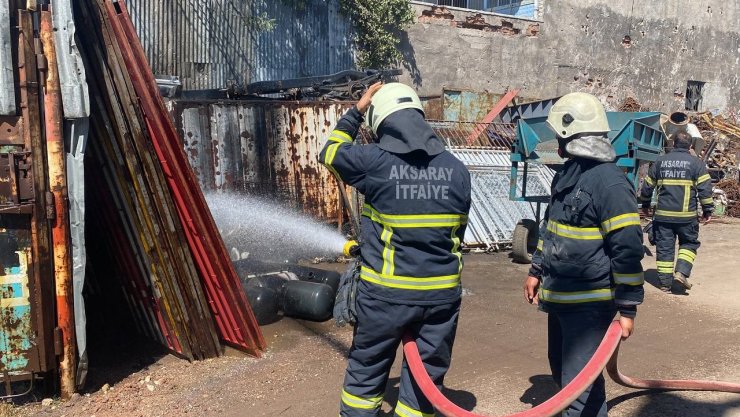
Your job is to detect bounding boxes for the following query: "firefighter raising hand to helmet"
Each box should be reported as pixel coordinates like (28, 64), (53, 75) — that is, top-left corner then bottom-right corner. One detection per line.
(320, 82), (471, 417)
(523, 93), (644, 417)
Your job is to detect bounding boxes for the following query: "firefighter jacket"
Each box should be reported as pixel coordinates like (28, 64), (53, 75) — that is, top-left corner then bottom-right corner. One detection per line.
(639, 148), (714, 223)
(319, 107), (471, 305)
(528, 158), (644, 317)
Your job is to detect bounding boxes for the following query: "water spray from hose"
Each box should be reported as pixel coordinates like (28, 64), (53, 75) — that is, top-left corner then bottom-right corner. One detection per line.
(206, 193), (348, 262)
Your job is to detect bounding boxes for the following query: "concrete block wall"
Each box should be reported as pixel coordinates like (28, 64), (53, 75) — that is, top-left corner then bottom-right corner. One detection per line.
(401, 1), (740, 113)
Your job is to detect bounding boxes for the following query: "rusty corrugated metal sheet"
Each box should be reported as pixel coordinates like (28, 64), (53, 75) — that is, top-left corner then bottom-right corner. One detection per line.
(173, 100), (354, 223)
(126, 0), (355, 90)
(104, 0), (265, 356)
(77, 0), (224, 360)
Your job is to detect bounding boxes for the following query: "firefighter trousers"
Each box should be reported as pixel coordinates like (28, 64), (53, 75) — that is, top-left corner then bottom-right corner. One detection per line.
(339, 290), (460, 417)
(654, 221), (700, 288)
(548, 308), (615, 417)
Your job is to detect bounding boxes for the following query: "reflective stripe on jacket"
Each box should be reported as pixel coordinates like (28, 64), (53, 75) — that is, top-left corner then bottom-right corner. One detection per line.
(319, 107), (472, 305)
(529, 159), (644, 316)
(639, 148), (714, 223)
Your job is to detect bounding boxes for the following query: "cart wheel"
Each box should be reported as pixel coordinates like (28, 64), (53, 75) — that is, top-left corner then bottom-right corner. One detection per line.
(511, 219), (539, 264)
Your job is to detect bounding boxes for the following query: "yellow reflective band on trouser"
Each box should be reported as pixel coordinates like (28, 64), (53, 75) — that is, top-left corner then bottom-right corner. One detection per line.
(701, 197), (714, 205)
(341, 389), (383, 410)
(657, 179), (694, 186)
(329, 130), (353, 143)
(537, 239), (544, 251)
(654, 209), (697, 218)
(601, 213), (641, 234)
(613, 272), (645, 286)
(697, 174), (711, 184)
(547, 221), (604, 240)
(539, 288), (615, 304)
(656, 260), (674, 274)
(395, 400), (434, 417)
(360, 267), (460, 290)
(645, 176), (655, 186)
(677, 248), (696, 264)
(362, 204), (468, 228)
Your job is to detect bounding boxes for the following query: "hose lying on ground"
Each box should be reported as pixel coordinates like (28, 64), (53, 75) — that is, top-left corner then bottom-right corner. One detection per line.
(402, 321), (740, 417)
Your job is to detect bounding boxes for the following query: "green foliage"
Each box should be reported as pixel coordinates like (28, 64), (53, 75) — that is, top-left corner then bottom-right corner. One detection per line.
(251, 12), (276, 32)
(339, 0), (415, 69)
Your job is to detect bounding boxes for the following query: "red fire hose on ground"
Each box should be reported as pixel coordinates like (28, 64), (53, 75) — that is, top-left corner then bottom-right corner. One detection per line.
(402, 321), (740, 417)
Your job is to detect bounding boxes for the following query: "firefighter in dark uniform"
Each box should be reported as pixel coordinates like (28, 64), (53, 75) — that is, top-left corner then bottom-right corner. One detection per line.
(320, 82), (471, 417)
(523, 93), (644, 417)
(639, 131), (714, 293)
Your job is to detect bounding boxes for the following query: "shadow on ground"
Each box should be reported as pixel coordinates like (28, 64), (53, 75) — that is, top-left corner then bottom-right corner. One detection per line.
(519, 374), (559, 407)
(381, 377), (477, 416)
(644, 269), (689, 296)
(609, 390), (740, 416)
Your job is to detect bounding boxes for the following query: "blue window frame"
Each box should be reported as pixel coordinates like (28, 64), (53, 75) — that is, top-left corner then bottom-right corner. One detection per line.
(415, 0), (537, 19)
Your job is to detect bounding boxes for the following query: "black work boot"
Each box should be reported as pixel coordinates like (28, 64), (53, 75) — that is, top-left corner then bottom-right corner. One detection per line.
(673, 272), (692, 290)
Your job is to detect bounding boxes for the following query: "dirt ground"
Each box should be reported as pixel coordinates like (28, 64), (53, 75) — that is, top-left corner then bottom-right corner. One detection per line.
(17, 218), (740, 417)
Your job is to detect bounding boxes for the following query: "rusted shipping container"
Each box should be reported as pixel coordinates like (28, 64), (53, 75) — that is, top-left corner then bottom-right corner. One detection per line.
(171, 100), (355, 223)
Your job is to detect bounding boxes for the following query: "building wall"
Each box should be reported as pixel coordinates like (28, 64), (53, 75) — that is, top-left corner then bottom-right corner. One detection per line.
(401, 1), (740, 113)
(127, 0), (355, 90)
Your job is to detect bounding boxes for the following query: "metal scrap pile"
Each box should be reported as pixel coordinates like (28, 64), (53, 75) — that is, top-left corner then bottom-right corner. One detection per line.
(715, 179), (740, 217)
(695, 113), (740, 182)
(691, 113), (740, 217)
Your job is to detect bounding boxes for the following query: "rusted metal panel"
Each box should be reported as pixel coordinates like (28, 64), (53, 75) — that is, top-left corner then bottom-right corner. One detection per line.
(0, 10), (57, 387)
(76, 0), (224, 360)
(174, 100), (353, 222)
(103, 0), (265, 356)
(0, 219), (33, 373)
(443, 89), (505, 122)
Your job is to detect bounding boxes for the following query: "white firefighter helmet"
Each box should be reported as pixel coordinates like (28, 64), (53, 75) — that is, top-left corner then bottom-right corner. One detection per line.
(365, 83), (424, 135)
(547, 92), (610, 138)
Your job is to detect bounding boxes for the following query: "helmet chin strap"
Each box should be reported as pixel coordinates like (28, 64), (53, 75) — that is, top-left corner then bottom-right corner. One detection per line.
(557, 137), (572, 158)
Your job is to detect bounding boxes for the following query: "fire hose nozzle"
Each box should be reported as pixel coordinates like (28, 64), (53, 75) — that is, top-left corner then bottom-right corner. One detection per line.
(343, 240), (360, 257)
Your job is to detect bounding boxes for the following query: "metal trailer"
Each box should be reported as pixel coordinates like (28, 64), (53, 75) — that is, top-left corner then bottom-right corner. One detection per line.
(509, 112), (666, 263)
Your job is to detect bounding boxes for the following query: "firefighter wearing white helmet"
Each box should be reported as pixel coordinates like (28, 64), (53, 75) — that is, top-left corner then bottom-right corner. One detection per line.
(319, 82), (471, 417)
(524, 92), (644, 417)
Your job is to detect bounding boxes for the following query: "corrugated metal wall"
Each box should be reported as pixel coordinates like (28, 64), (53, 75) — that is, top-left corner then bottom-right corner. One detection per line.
(127, 0), (355, 90)
(171, 100), (353, 222)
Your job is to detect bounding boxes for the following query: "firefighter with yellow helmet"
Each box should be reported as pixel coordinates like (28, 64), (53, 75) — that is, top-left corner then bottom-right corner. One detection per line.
(320, 82), (471, 417)
(524, 92), (644, 417)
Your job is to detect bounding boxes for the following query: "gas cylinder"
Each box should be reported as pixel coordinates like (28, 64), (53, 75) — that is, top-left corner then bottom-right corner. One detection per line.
(280, 280), (335, 322)
(245, 274), (290, 293)
(244, 286), (280, 325)
(285, 265), (341, 294)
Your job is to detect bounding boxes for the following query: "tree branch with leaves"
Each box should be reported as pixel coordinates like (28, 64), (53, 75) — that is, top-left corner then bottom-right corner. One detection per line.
(339, 0), (415, 69)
